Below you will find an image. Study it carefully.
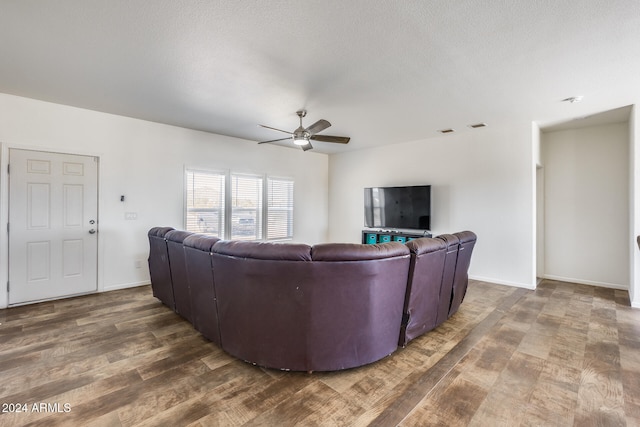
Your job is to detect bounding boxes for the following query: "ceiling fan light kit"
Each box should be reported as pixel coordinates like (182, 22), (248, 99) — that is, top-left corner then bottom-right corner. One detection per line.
(258, 110), (350, 151)
(293, 136), (309, 145)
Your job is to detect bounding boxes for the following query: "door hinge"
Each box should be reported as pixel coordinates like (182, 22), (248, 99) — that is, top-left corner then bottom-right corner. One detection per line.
(7, 164), (9, 174)
(7, 281), (9, 292)
(6, 223), (8, 232)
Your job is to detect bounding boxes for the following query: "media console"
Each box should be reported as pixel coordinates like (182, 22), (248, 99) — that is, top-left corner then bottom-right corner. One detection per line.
(362, 229), (432, 244)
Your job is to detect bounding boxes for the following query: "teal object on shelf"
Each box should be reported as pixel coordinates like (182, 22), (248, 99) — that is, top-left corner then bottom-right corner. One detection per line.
(361, 229), (431, 244)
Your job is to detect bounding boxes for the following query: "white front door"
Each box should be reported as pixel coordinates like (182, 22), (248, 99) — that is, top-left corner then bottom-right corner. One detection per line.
(8, 149), (99, 305)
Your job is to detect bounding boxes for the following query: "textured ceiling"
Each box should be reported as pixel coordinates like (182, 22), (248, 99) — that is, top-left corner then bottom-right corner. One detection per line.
(1, 0), (639, 153)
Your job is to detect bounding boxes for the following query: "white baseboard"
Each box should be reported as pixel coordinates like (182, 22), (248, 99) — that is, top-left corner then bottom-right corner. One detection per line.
(102, 281), (149, 292)
(542, 274), (628, 291)
(469, 275), (536, 290)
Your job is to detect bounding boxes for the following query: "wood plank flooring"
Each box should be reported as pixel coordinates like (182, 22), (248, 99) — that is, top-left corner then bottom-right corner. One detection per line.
(1, 279), (639, 426)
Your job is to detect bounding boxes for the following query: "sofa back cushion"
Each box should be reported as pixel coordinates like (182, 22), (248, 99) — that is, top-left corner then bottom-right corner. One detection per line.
(165, 230), (195, 322)
(213, 240), (312, 261)
(147, 227), (175, 309)
(400, 237), (448, 346)
(434, 234), (460, 326)
(182, 234), (219, 252)
(448, 231), (477, 317)
(183, 234), (221, 345)
(311, 242), (408, 261)
(210, 241), (410, 371)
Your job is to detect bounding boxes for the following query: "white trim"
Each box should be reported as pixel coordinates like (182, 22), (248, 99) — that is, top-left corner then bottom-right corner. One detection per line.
(102, 281), (149, 292)
(542, 274), (628, 290)
(6, 290), (97, 308)
(469, 275), (536, 290)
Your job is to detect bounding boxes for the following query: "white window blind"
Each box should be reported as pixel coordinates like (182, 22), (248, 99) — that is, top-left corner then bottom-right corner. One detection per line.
(185, 170), (225, 238)
(231, 173), (263, 241)
(185, 169), (293, 242)
(267, 177), (294, 240)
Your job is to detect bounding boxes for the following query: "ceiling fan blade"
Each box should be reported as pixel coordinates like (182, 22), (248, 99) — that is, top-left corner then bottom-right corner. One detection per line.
(258, 137), (292, 144)
(310, 135), (350, 144)
(300, 141), (314, 151)
(259, 124), (293, 135)
(305, 119), (331, 135)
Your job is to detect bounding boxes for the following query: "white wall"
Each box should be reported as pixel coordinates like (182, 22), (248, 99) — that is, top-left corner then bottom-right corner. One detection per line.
(0, 93), (329, 308)
(541, 123), (629, 289)
(328, 122), (536, 289)
(631, 105), (640, 306)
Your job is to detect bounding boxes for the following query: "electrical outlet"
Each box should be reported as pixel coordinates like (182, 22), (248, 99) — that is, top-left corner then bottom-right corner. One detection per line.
(135, 259), (143, 269)
(125, 212), (137, 220)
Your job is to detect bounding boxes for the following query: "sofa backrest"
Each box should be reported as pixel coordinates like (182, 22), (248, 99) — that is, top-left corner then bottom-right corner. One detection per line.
(434, 234), (460, 327)
(212, 239), (312, 260)
(311, 242), (409, 261)
(165, 230), (195, 323)
(210, 240), (410, 371)
(182, 234), (221, 345)
(147, 227), (175, 309)
(448, 231), (477, 317)
(400, 237), (448, 346)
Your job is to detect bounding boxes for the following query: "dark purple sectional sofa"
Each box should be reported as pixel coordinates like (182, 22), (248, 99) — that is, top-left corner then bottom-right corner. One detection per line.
(147, 227), (476, 372)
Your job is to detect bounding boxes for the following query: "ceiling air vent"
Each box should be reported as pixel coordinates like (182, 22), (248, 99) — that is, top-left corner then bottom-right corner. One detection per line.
(562, 96), (583, 103)
(468, 123), (487, 129)
(438, 128), (455, 134)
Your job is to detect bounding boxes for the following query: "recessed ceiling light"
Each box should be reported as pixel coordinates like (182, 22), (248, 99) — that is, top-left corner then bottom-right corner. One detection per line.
(438, 128), (455, 134)
(562, 96), (584, 103)
(468, 123), (487, 129)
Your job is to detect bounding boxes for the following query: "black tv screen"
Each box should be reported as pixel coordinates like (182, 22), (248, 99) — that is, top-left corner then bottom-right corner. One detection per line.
(364, 185), (431, 230)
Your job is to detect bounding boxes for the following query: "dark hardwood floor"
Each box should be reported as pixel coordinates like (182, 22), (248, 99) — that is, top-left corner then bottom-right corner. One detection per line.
(1, 279), (638, 426)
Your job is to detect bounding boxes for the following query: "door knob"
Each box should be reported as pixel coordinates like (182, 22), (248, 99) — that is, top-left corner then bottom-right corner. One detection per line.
(89, 229), (96, 234)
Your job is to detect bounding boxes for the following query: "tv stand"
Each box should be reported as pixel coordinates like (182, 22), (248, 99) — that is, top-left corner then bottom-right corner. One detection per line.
(362, 229), (432, 244)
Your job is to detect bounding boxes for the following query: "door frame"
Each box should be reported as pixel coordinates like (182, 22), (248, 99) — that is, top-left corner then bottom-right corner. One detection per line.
(0, 142), (103, 308)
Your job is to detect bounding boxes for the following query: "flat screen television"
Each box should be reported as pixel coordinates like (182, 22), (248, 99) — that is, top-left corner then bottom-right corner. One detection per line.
(364, 185), (431, 230)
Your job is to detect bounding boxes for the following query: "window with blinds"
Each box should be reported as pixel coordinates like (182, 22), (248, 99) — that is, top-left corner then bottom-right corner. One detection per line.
(231, 173), (263, 241)
(185, 170), (226, 238)
(185, 169), (293, 241)
(267, 177), (294, 240)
